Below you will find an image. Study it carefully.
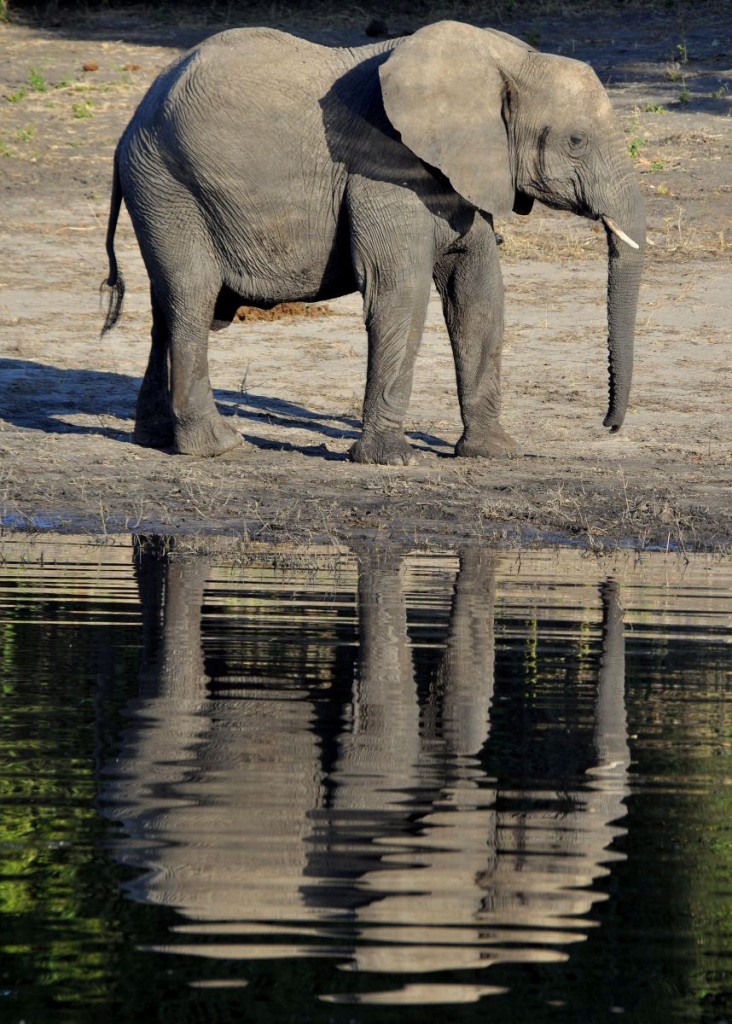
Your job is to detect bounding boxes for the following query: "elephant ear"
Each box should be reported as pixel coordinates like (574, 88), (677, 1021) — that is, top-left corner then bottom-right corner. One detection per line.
(379, 21), (518, 218)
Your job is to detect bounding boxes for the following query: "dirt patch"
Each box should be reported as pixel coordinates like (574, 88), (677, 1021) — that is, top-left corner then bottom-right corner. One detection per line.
(0, 4), (730, 551)
(234, 303), (333, 323)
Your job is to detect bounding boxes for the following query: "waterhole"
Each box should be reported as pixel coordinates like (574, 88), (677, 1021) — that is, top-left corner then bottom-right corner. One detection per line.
(0, 536), (730, 1022)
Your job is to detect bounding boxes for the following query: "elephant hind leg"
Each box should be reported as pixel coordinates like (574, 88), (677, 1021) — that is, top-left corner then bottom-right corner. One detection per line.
(169, 304), (241, 458)
(127, 188), (241, 457)
(134, 288), (175, 449)
(150, 276), (240, 458)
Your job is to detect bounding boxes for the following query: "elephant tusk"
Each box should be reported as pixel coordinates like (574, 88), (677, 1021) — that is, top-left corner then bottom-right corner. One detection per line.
(602, 216), (640, 250)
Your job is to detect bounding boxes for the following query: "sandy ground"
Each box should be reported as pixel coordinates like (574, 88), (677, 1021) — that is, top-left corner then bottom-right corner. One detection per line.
(0, 5), (730, 551)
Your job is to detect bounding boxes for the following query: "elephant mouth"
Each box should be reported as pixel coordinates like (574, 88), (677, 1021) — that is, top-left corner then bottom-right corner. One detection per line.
(602, 215), (640, 250)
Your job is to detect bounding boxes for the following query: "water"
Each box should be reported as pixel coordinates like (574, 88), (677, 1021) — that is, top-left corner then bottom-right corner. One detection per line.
(0, 536), (730, 1023)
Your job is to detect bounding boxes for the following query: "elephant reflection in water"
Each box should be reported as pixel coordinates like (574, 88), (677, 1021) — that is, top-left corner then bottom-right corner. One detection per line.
(311, 554), (629, 976)
(106, 537), (324, 937)
(101, 539), (630, 978)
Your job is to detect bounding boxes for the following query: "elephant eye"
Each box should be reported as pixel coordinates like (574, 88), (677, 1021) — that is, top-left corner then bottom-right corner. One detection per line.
(569, 130), (589, 152)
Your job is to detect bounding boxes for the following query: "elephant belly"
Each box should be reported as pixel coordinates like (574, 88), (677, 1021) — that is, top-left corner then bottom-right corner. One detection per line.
(208, 191), (355, 305)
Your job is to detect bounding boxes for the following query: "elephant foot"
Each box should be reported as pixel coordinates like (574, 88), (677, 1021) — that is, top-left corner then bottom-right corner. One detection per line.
(134, 414), (175, 450)
(135, 386), (175, 448)
(456, 425), (521, 459)
(349, 432), (416, 466)
(174, 410), (242, 457)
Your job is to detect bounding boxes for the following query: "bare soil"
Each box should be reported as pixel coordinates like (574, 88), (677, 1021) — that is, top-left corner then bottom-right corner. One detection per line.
(0, 3), (730, 551)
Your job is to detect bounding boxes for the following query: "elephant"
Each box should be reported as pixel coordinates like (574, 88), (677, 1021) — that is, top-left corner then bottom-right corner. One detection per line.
(101, 20), (644, 465)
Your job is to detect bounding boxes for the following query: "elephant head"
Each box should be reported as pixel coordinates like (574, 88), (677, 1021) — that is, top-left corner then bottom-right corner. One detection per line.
(380, 21), (645, 431)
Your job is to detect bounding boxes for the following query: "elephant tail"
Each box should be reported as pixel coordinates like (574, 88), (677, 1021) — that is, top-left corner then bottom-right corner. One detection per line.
(100, 148), (126, 336)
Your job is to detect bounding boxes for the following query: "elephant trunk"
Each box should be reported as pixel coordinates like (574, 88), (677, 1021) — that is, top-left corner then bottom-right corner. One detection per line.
(601, 181), (645, 431)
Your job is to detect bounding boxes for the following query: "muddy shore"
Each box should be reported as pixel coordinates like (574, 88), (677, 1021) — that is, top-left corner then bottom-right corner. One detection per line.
(0, 3), (730, 552)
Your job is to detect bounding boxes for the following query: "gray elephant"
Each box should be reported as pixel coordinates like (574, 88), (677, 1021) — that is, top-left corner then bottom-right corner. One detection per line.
(102, 20), (644, 465)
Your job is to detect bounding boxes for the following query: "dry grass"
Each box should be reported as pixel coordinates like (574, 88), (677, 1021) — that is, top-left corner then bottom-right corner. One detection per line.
(479, 475), (719, 555)
(501, 217), (730, 263)
(501, 220), (607, 262)
(650, 210), (730, 262)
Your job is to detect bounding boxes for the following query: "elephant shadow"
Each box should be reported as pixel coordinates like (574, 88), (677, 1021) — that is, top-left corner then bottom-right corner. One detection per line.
(0, 358), (139, 442)
(0, 358), (451, 457)
(223, 391), (452, 457)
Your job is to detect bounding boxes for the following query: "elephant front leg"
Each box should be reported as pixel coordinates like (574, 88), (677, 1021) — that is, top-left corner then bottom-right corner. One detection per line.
(349, 275), (432, 466)
(435, 228), (519, 458)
